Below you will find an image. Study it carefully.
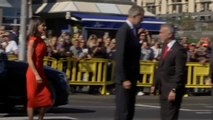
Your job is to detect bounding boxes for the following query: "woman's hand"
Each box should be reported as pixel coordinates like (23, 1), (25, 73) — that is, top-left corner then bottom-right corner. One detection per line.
(35, 75), (43, 83)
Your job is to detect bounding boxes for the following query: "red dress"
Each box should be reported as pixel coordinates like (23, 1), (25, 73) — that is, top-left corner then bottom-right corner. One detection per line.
(26, 36), (52, 108)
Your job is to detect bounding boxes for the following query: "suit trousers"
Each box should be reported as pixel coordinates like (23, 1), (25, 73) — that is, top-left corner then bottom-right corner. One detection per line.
(160, 95), (183, 120)
(212, 88), (213, 120)
(114, 84), (137, 120)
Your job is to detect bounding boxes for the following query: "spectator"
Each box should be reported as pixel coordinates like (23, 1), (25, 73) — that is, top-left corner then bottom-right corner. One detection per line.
(195, 43), (211, 64)
(87, 34), (97, 48)
(150, 38), (158, 46)
(91, 38), (107, 58)
(56, 37), (68, 58)
(151, 42), (162, 61)
(47, 36), (58, 58)
(140, 42), (154, 60)
(103, 32), (110, 40)
(62, 32), (72, 51)
(70, 39), (81, 58)
(103, 37), (111, 48)
(138, 28), (151, 44)
(79, 40), (92, 59)
(187, 43), (197, 62)
(107, 38), (116, 60)
(72, 32), (81, 41)
(196, 37), (210, 48)
(9, 26), (19, 44)
(0, 26), (5, 35)
(1, 32), (18, 56)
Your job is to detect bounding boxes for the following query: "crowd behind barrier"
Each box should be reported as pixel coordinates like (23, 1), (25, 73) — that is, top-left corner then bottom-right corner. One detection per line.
(7, 55), (212, 95)
(1, 25), (212, 95)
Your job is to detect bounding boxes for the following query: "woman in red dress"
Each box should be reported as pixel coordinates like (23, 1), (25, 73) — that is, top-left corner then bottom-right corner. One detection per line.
(26, 17), (52, 120)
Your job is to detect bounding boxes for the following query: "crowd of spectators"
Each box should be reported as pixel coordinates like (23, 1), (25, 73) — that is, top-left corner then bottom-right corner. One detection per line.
(0, 25), (211, 64)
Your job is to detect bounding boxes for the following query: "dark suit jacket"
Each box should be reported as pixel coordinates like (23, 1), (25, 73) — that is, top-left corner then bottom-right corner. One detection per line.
(0, 53), (8, 78)
(114, 22), (141, 85)
(154, 41), (187, 99)
(209, 45), (213, 83)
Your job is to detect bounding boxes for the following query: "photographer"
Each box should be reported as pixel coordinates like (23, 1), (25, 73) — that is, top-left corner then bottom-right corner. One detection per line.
(79, 40), (92, 59)
(91, 38), (107, 58)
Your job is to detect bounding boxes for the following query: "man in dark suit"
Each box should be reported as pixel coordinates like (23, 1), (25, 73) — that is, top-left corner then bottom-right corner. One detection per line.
(209, 43), (213, 120)
(151, 24), (187, 120)
(114, 5), (144, 120)
(209, 43), (213, 86)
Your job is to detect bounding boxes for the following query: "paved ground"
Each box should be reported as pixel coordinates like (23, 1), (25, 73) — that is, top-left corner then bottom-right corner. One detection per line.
(0, 94), (212, 120)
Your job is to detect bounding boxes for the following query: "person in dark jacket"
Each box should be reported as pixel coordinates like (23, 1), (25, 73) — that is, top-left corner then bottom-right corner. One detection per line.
(209, 43), (213, 120)
(114, 5), (144, 120)
(151, 24), (187, 120)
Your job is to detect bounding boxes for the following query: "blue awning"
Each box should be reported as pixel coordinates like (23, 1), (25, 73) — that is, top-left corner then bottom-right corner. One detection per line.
(72, 13), (166, 31)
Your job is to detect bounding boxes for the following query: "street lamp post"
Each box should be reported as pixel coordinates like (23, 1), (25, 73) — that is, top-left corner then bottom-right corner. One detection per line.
(18, 0), (27, 61)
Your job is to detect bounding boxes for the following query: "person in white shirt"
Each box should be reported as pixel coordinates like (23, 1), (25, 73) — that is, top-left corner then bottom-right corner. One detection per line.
(151, 42), (162, 61)
(1, 32), (18, 55)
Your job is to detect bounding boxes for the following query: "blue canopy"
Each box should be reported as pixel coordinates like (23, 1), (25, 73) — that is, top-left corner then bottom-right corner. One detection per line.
(72, 13), (166, 31)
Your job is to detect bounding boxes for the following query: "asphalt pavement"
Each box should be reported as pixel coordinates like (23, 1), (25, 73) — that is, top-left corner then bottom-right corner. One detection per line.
(0, 94), (212, 120)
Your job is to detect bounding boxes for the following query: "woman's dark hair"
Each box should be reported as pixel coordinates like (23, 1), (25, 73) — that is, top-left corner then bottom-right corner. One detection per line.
(28, 17), (45, 37)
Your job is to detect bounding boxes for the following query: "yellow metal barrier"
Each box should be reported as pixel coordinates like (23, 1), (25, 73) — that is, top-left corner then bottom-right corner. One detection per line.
(57, 57), (78, 81)
(43, 56), (58, 69)
(7, 55), (58, 70)
(137, 61), (212, 89)
(7, 55), (212, 90)
(186, 62), (211, 88)
(7, 55), (18, 60)
(137, 61), (157, 87)
(57, 58), (115, 95)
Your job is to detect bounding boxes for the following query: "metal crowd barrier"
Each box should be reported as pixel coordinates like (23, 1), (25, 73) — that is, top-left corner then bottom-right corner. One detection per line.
(137, 61), (211, 88)
(7, 55), (18, 60)
(43, 56), (58, 69)
(7, 55), (58, 69)
(186, 62), (211, 88)
(57, 57), (115, 95)
(137, 61), (157, 87)
(8, 55), (212, 94)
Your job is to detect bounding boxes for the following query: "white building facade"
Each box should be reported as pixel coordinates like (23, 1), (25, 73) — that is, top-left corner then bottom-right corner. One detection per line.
(132, 0), (213, 21)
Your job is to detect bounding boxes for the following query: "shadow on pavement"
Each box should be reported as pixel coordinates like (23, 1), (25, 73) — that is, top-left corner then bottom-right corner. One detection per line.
(48, 107), (96, 114)
(0, 106), (95, 117)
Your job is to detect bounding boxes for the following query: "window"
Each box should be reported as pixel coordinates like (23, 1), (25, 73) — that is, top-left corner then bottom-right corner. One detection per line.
(146, 3), (155, 14)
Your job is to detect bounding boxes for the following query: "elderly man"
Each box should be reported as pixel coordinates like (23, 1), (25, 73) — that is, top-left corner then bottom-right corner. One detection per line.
(114, 5), (144, 120)
(152, 24), (187, 120)
(209, 43), (213, 120)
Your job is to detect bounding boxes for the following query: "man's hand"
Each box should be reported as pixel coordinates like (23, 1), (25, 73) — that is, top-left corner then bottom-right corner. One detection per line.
(199, 59), (208, 65)
(150, 86), (155, 94)
(168, 90), (176, 102)
(122, 80), (132, 89)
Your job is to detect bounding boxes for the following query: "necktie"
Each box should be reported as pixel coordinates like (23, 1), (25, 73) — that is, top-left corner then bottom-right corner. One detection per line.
(162, 45), (169, 59)
(132, 28), (137, 36)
